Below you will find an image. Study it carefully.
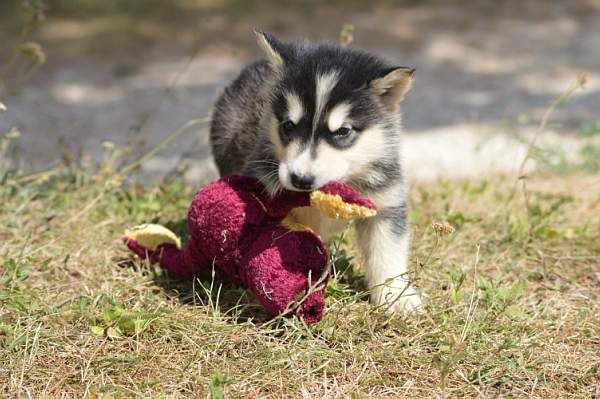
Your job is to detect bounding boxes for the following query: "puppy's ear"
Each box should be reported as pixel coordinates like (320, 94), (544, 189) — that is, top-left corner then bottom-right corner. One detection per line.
(255, 31), (291, 69)
(370, 67), (414, 108)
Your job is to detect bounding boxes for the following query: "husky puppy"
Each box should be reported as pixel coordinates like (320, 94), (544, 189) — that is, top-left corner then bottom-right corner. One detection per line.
(210, 32), (421, 313)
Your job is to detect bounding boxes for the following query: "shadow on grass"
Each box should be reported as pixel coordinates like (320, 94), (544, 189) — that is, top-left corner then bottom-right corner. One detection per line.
(118, 222), (371, 323)
(116, 257), (276, 324)
(152, 272), (275, 325)
(326, 236), (370, 301)
(118, 216), (277, 324)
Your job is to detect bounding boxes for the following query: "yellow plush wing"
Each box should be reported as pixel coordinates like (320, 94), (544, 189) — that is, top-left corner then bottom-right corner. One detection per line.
(124, 223), (181, 251)
(310, 191), (377, 220)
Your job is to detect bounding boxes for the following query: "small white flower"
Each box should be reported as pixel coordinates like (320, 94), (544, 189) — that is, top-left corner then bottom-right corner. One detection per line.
(0, 102), (6, 113)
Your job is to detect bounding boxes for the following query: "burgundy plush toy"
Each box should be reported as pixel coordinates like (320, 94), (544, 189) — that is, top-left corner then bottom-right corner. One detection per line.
(123, 175), (376, 324)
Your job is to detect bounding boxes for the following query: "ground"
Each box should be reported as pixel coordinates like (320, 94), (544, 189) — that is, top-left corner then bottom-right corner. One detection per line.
(0, 161), (598, 397)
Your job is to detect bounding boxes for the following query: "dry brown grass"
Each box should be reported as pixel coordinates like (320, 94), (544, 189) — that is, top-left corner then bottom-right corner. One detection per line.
(1, 163), (598, 397)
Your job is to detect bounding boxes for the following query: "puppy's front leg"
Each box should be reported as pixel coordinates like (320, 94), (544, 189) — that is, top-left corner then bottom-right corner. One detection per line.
(355, 203), (422, 313)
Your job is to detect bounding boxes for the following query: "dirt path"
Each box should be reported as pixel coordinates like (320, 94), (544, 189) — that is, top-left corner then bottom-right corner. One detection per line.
(1, 0), (598, 183)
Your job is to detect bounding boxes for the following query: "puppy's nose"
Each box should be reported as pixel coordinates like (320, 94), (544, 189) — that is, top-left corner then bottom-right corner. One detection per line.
(290, 172), (315, 190)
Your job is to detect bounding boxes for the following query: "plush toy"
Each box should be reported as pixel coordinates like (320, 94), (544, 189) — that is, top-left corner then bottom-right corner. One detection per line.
(123, 176), (376, 324)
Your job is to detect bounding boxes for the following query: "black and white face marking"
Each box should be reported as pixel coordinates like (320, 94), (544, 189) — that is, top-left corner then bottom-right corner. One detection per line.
(272, 74), (389, 192)
(325, 102), (358, 147)
(259, 33), (413, 192)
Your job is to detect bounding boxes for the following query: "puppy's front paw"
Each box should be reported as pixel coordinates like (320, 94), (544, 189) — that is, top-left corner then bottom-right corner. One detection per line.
(372, 283), (423, 314)
(387, 290), (423, 314)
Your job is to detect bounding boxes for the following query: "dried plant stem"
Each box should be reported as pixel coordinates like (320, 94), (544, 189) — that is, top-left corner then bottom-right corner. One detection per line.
(516, 76), (585, 180)
(510, 74), (586, 205)
(61, 116), (210, 226)
(121, 116), (210, 174)
(263, 255), (333, 327)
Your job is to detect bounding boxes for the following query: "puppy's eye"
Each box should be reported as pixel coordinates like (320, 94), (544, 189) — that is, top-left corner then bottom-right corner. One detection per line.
(334, 125), (353, 137)
(281, 120), (295, 135)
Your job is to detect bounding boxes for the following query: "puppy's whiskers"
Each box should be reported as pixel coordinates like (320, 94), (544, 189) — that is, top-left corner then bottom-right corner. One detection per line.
(246, 160), (279, 166)
(257, 169), (282, 197)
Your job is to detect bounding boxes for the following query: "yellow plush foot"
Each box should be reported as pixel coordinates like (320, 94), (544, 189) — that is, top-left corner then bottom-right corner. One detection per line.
(124, 224), (181, 250)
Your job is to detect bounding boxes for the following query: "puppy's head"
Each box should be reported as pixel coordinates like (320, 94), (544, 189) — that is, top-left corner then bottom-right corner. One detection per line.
(256, 32), (413, 192)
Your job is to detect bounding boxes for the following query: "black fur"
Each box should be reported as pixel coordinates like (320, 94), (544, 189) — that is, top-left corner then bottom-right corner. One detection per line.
(210, 34), (409, 195)
(271, 42), (398, 150)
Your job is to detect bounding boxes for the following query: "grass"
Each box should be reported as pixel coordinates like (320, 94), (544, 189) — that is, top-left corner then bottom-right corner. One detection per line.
(1, 3), (597, 395)
(1, 140), (598, 397)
